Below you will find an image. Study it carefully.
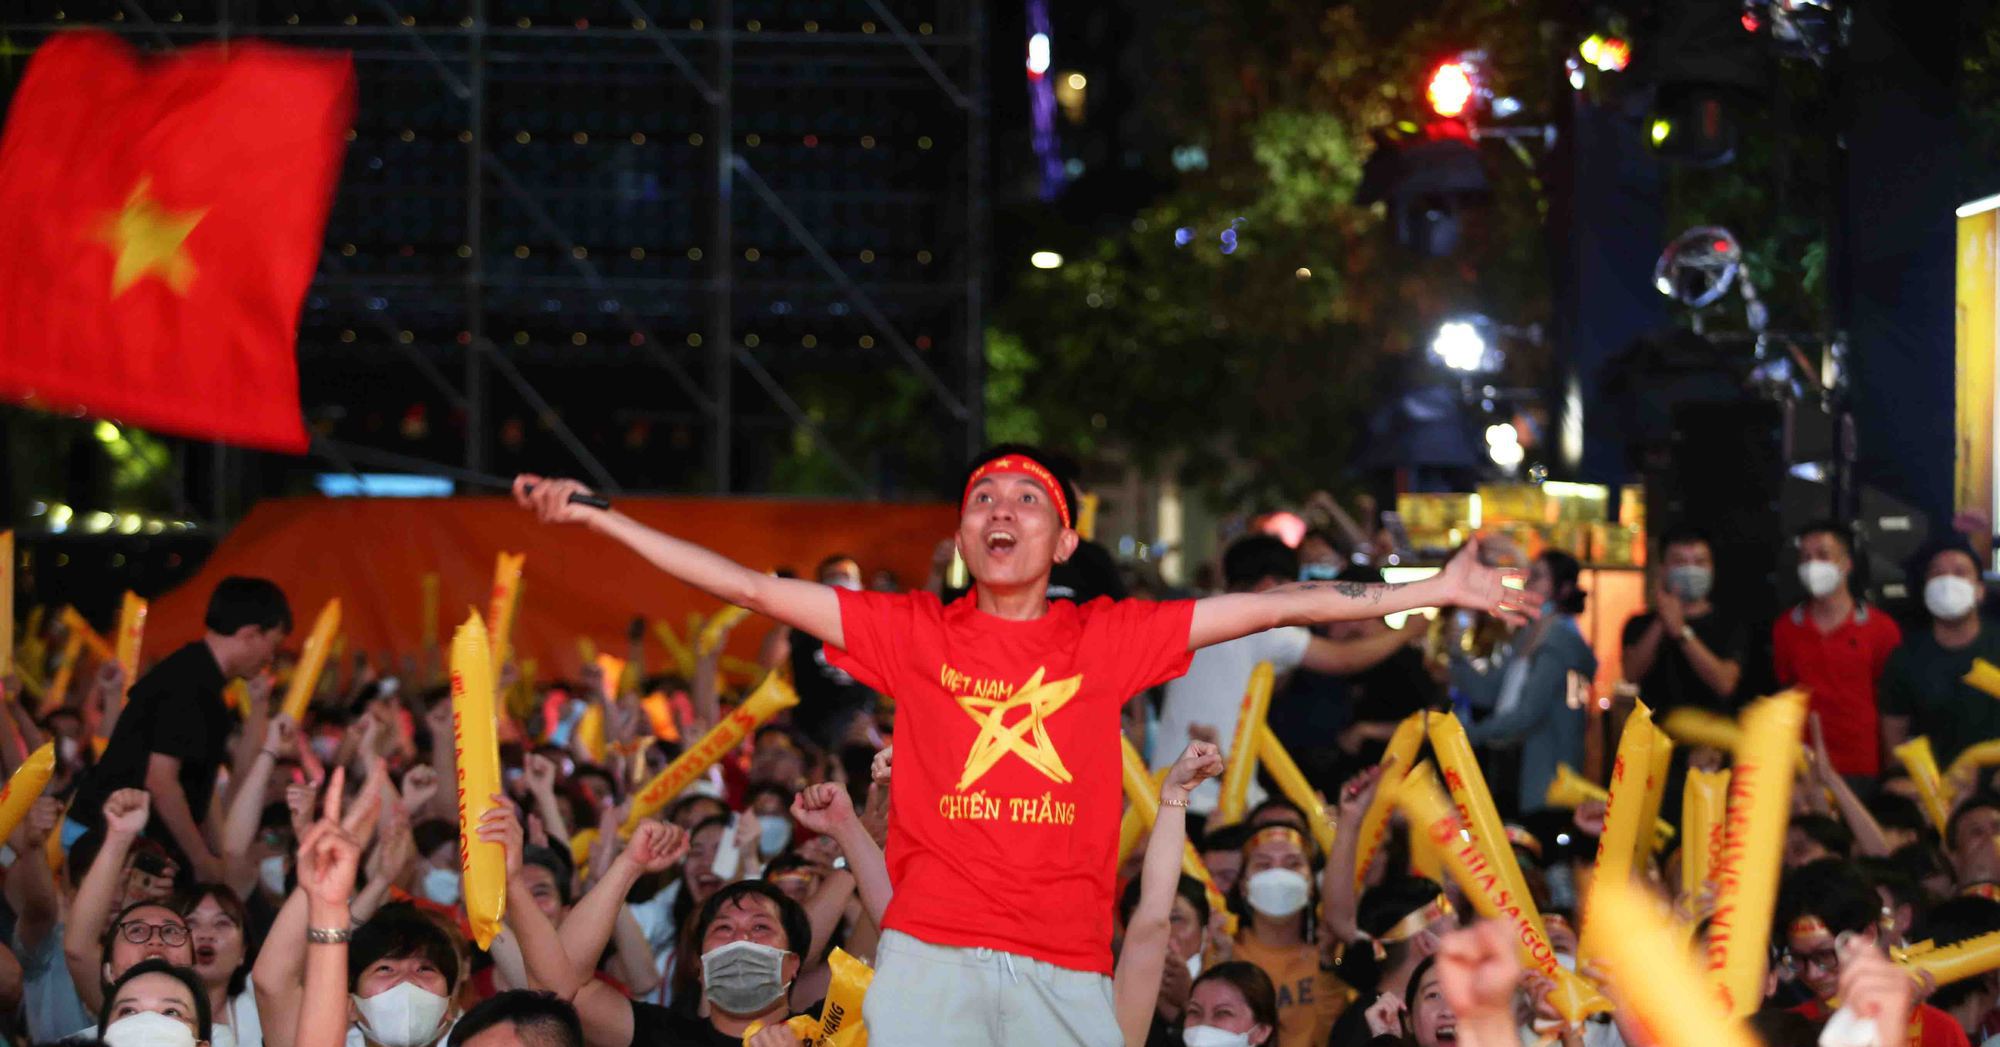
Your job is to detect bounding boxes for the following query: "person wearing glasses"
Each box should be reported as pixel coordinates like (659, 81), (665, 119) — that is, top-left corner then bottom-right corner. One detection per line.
(63, 789), (197, 1032)
(1775, 860), (1964, 1047)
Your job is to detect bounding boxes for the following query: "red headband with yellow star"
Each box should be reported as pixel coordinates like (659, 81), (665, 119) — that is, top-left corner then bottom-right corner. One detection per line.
(963, 455), (1073, 529)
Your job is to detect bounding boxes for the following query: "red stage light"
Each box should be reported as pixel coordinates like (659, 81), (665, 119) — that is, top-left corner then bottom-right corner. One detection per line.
(1427, 62), (1475, 118)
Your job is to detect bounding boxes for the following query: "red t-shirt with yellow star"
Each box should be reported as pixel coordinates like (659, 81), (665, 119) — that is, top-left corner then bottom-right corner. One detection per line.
(827, 588), (1196, 974)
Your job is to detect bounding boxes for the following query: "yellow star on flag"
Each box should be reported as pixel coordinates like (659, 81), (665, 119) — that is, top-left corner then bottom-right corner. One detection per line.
(92, 177), (206, 297)
(954, 667), (1082, 791)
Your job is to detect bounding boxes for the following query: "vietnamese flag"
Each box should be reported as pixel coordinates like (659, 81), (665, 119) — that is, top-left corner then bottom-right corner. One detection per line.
(0, 31), (354, 453)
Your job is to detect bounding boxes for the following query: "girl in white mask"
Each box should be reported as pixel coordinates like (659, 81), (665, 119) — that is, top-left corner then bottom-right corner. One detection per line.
(1180, 963), (1279, 1047)
(100, 959), (214, 1047)
(1229, 822), (1343, 1047)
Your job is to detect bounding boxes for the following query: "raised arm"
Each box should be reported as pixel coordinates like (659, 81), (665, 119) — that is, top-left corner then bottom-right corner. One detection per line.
(791, 784), (893, 927)
(1299, 620), (1421, 677)
(6, 798), (66, 956)
(220, 715), (295, 899)
(516, 476), (844, 648)
(293, 781), (364, 1047)
(65, 788), (152, 1013)
(1116, 741), (1224, 1047)
(1189, 540), (1526, 652)
(1324, 763), (1391, 944)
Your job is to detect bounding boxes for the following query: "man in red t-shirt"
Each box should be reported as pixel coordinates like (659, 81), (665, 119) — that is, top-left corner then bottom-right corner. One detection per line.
(513, 447), (1525, 1046)
(1772, 521), (1902, 777)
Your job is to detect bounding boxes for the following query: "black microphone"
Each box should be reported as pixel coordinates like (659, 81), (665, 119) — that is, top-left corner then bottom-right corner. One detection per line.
(522, 483), (612, 510)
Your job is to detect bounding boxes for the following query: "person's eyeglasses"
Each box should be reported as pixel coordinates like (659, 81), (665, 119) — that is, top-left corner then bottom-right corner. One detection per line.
(118, 921), (190, 947)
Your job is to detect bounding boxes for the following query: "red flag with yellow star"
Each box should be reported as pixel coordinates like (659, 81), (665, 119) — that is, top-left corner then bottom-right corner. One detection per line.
(0, 30), (353, 453)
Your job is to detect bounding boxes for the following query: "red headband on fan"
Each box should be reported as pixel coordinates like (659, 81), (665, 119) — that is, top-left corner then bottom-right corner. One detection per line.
(962, 455), (1072, 528)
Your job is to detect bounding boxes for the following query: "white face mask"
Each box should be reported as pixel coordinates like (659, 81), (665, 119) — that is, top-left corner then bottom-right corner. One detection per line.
(757, 815), (793, 857)
(1926, 575), (1978, 622)
(1244, 868), (1310, 918)
(104, 1011), (199, 1047)
(1185, 951), (1203, 981)
(352, 981), (451, 1047)
(1183, 1025), (1253, 1047)
(1799, 560), (1844, 599)
(259, 856), (288, 897)
(1666, 565), (1714, 602)
(701, 939), (791, 1015)
(420, 867), (461, 907)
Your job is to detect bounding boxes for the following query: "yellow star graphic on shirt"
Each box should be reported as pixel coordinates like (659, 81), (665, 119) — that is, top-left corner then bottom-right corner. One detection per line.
(954, 667), (1082, 791)
(92, 177), (207, 297)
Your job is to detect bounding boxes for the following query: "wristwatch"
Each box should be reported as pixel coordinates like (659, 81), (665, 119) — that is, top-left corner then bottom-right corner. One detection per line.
(1678, 624), (1696, 644)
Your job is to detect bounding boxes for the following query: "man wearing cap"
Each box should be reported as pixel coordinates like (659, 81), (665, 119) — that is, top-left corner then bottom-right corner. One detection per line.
(511, 445), (1526, 1047)
(1881, 536), (2000, 767)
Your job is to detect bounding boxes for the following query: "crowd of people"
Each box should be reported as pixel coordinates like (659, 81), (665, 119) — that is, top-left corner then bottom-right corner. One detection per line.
(0, 443), (1996, 1047)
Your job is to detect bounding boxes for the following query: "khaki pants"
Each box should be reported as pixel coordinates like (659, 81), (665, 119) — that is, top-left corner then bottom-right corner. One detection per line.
(861, 930), (1122, 1046)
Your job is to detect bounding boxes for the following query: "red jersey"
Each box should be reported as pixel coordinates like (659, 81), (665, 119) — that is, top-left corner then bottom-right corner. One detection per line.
(827, 588), (1195, 974)
(1772, 602), (1902, 776)
(1793, 999), (1970, 1047)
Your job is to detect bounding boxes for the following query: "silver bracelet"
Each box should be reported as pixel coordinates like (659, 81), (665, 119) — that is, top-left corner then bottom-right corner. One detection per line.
(307, 926), (353, 945)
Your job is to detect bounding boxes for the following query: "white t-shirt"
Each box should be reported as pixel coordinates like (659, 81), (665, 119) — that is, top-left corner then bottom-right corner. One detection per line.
(1152, 626), (1311, 814)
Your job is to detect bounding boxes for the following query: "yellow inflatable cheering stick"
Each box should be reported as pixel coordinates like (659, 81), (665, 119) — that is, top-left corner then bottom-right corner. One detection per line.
(281, 599), (342, 723)
(450, 611), (507, 948)
(1703, 689), (1807, 1019)
(1216, 662), (1275, 824)
(623, 673), (798, 835)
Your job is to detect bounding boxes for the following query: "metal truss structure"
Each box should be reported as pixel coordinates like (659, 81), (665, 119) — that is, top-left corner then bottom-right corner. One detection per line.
(0, 0), (988, 505)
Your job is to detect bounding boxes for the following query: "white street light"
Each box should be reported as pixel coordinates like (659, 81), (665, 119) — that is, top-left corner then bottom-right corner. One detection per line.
(1030, 250), (1064, 270)
(1432, 320), (1488, 372)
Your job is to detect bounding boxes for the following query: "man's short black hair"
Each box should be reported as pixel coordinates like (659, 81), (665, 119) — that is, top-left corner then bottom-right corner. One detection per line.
(1795, 520), (1854, 556)
(691, 880), (813, 959)
(1948, 791), (2000, 851)
(1223, 535), (1299, 591)
(960, 444), (1080, 520)
(1656, 523), (1714, 554)
(1775, 859), (1882, 938)
(450, 990), (583, 1047)
(1118, 873), (1211, 930)
(204, 577), (292, 635)
(348, 902), (462, 992)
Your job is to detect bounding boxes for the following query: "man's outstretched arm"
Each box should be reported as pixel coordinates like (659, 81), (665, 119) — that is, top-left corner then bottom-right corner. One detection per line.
(1188, 540), (1527, 651)
(515, 475), (843, 647)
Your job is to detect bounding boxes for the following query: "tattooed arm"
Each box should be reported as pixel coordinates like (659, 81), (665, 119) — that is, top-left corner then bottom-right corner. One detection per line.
(1188, 541), (1529, 651)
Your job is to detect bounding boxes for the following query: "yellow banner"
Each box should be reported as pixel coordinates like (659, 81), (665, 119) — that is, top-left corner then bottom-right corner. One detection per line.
(450, 611), (507, 948)
(1957, 203), (1997, 561)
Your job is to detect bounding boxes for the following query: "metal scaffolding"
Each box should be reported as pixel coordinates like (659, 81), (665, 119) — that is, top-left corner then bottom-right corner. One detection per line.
(0, 0), (989, 506)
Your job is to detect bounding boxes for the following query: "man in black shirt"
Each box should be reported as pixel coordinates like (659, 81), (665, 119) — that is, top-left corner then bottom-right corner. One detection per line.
(69, 576), (291, 881)
(1620, 525), (1745, 716)
(787, 554), (880, 750)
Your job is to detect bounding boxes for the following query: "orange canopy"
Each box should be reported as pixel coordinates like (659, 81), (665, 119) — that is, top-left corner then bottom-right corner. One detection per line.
(147, 496), (958, 681)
